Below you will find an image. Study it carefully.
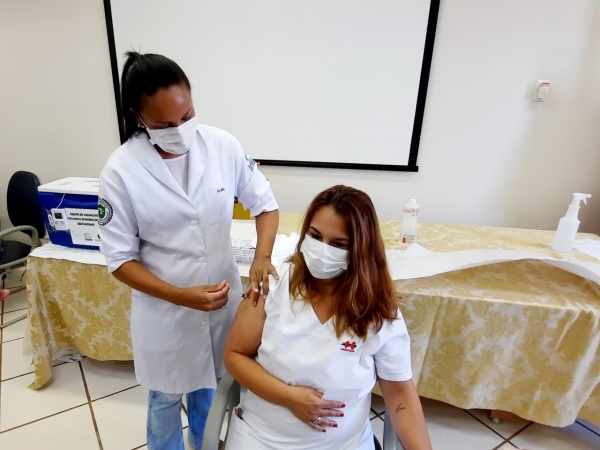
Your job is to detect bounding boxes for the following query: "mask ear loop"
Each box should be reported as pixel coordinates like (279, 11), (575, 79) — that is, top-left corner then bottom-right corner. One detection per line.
(134, 113), (154, 144)
(129, 108), (150, 130)
(134, 112), (150, 130)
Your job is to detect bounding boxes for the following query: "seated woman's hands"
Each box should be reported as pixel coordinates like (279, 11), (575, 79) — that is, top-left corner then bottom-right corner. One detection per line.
(284, 385), (345, 432)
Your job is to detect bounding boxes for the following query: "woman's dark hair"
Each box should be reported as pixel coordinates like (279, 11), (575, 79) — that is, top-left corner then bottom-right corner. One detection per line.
(121, 51), (191, 141)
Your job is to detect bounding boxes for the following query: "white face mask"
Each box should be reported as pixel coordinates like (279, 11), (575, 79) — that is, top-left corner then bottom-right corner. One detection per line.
(300, 234), (349, 280)
(140, 115), (198, 155)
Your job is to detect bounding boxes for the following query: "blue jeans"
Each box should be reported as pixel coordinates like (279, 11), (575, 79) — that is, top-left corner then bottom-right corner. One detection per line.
(147, 388), (215, 450)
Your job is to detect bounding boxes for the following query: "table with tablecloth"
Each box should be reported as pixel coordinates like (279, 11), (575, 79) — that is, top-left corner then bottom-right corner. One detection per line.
(24, 213), (600, 428)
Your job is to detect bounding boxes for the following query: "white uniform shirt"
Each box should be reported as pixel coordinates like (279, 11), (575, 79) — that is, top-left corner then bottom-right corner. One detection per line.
(226, 263), (412, 450)
(163, 151), (190, 194)
(98, 125), (278, 394)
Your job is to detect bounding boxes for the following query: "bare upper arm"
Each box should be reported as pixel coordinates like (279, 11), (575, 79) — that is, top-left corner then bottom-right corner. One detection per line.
(378, 377), (418, 408)
(224, 296), (267, 358)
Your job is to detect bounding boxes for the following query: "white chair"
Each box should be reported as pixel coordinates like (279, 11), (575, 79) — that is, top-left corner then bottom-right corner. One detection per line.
(201, 373), (405, 450)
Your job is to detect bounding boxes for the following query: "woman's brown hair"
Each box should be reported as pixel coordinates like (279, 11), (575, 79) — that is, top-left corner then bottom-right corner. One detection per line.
(288, 185), (398, 339)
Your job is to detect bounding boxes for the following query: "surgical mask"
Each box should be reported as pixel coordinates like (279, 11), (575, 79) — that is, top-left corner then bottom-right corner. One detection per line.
(140, 115), (198, 155)
(300, 234), (348, 280)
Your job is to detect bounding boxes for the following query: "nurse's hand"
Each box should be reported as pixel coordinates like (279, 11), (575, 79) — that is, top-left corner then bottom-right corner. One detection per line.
(246, 256), (279, 307)
(285, 386), (345, 432)
(177, 281), (230, 311)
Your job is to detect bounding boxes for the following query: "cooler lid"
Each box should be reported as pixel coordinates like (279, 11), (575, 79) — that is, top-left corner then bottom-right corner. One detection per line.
(38, 177), (100, 195)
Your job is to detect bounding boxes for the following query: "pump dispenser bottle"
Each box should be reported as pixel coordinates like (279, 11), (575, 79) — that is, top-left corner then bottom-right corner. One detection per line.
(552, 193), (592, 253)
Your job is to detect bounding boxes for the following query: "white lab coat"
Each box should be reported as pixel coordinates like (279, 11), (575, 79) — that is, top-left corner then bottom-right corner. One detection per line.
(98, 125), (278, 394)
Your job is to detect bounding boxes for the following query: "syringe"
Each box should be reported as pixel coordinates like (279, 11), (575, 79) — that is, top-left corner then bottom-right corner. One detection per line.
(229, 289), (249, 298)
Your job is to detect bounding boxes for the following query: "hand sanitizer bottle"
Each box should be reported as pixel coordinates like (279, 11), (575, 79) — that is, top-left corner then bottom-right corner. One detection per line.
(552, 193), (592, 253)
(400, 199), (420, 246)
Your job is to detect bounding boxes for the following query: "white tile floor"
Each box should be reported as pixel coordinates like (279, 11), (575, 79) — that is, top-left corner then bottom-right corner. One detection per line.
(1, 271), (600, 449)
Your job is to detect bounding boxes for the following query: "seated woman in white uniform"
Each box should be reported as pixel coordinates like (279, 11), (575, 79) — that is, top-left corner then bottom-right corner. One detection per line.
(223, 186), (432, 450)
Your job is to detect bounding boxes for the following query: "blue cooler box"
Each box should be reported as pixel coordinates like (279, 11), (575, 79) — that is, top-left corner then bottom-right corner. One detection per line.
(38, 177), (101, 250)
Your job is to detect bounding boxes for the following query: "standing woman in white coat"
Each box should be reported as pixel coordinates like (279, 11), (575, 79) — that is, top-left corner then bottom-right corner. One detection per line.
(98, 51), (279, 450)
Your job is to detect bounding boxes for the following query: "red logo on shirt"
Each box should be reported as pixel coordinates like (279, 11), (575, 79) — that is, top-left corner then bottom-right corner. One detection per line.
(341, 341), (357, 352)
(235, 407), (243, 419)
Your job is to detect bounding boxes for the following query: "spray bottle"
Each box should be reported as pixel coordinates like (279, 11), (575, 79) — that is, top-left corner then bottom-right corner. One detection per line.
(551, 193), (592, 253)
(400, 199), (420, 246)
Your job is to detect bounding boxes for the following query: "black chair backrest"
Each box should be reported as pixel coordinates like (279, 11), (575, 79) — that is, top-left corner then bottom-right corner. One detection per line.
(7, 171), (46, 238)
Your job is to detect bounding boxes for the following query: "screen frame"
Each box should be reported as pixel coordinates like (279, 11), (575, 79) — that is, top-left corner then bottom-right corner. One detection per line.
(103, 0), (441, 172)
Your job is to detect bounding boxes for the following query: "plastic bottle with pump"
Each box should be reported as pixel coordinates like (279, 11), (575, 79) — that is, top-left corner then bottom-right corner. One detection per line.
(400, 199), (420, 246)
(551, 193), (592, 253)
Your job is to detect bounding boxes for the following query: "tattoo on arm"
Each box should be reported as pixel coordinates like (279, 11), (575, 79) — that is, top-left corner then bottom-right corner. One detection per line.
(395, 403), (406, 413)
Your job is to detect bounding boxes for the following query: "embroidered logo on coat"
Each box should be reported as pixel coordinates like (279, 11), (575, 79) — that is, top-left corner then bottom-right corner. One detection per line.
(245, 153), (256, 172)
(98, 198), (114, 226)
(341, 341), (357, 352)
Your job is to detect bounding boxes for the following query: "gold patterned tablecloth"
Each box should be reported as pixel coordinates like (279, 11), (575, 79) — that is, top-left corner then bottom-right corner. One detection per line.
(26, 213), (600, 428)
(26, 259), (132, 388)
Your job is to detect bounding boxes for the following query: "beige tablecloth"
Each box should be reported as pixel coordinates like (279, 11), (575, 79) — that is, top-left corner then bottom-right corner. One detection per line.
(25, 213), (600, 427)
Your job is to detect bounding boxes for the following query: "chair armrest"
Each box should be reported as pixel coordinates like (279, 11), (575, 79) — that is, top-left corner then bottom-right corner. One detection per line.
(201, 373), (240, 450)
(383, 407), (405, 450)
(0, 226), (39, 249)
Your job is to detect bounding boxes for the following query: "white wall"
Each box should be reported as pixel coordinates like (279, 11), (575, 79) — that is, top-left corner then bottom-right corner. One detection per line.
(261, 0), (600, 233)
(0, 0), (120, 233)
(1, 0), (599, 235)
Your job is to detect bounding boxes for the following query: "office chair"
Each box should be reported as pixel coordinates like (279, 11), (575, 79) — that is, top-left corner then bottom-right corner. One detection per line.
(201, 373), (405, 450)
(0, 171), (45, 329)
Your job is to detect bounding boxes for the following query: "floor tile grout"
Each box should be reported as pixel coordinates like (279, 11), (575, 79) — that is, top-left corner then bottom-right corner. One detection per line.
(0, 358), (140, 435)
(370, 407), (384, 420)
(90, 383), (141, 403)
(2, 337), (26, 345)
(491, 439), (518, 450)
(504, 421), (534, 442)
(1, 359), (68, 383)
(79, 361), (104, 450)
(462, 409), (510, 441)
(1, 310), (28, 315)
(491, 441), (507, 450)
(576, 419), (600, 438)
(1, 308), (28, 316)
(0, 403), (89, 434)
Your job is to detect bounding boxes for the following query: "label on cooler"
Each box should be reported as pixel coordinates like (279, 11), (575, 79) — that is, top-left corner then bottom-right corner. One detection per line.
(65, 208), (101, 247)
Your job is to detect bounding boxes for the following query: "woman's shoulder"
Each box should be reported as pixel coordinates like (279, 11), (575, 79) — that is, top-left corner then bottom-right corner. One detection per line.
(102, 135), (143, 175)
(366, 309), (408, 343)
(197, 125), (253, 164)
(198, 124), (237, 147)
(275, 261), (292, 277)
(263, 262), (292, 314)
(268, 262), (292, 295)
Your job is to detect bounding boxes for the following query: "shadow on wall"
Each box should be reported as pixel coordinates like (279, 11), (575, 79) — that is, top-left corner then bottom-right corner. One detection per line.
(500, 2), (600, 234)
